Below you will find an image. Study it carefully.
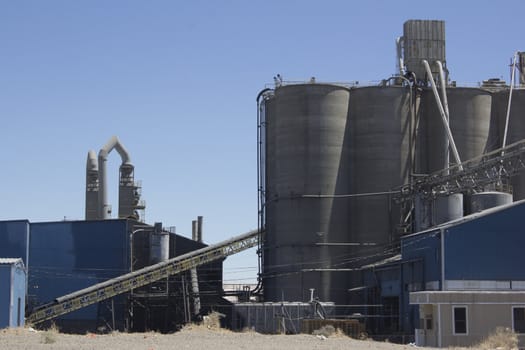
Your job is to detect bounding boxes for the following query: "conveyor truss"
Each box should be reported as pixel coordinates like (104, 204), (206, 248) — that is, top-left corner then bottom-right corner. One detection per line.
(27, 229), (262, 324)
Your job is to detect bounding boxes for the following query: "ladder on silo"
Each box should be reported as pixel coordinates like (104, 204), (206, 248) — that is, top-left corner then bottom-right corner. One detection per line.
(27, 229), (262, 325)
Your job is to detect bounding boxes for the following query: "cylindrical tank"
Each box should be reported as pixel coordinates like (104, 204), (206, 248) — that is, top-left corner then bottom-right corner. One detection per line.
(467, 191), (513, 214)
(416, 87), (492, 174)
(347, 86), (413, 270)
(494, 89), (525, 200)
(150, 232), (169, 264)
(263, 84), (351, 304)
(433, 194), (463, 225)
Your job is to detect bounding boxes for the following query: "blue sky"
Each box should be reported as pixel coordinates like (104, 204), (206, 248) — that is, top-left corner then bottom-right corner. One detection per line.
(1, 1), (524, 283)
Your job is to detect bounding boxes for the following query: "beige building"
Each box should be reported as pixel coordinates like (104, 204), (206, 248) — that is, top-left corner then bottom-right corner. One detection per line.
(410, 291), (525, 347)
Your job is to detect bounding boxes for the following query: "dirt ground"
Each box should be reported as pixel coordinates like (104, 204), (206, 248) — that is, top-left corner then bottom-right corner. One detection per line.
(0, 326), (441, 350)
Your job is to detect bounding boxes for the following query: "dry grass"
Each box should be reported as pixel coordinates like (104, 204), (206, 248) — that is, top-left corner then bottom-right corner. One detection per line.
(475, 327), (518, 350)
(41, 323), (59, 344)
(180, 311), (231, 333)
(0, 327), (25, 335)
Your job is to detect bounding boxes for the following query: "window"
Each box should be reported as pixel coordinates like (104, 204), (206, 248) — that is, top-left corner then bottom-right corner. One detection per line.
(453, 306), (467, 335)
(513, 307), (525, 333)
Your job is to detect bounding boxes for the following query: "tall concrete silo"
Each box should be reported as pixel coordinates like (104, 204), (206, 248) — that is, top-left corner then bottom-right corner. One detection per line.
(494, 89), (525, 200)
(263, 84), (352, 304)
(347, 86), (413, 268)
(416, 87), (492, 174)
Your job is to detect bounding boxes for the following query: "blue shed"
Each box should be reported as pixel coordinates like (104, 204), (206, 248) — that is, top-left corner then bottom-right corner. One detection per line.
(0, 258), (26, 328)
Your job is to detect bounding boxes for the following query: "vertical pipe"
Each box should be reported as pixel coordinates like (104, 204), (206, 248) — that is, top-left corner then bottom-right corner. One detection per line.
(422, 60), (463, 171)
(502, 52), (518, 154)
(436, 61), (450, 174)
(197, 216), (203, 243)
(440, 228), (445, 291)
(190, 218), (201, 316)
(98, 150), (109, 219)
(396, 37), (405, 76)
(111, 298), (116, 331)
(191, 220), (198, 241)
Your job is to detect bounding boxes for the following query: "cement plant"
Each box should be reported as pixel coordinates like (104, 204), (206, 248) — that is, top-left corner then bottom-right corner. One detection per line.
(2, 20), (525, 348)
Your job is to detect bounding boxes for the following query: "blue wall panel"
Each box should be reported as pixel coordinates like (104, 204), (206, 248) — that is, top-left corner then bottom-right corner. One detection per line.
(444, 202), (525, 281)
(0, 265), (11, 327)
(10, 265), (26, 327)
(0, 263), (25, 328)
(0, 220), (30, 266)
(28, 219), (130, 323)
(401, 229), (441, 284)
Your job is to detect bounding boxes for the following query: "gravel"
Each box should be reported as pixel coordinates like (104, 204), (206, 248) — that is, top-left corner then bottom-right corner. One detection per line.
(0, 326), (444, 350)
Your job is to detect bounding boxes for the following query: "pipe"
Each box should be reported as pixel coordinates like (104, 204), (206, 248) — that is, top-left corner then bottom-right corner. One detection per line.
(502, 52), (518, 155)
(85, 151), (99, 220)
(197, 216), (203, 243)
(422, 60), (463, 171)
(436, 61), (450, 173)
(86, 150), (98, 172)
(396, 36), (404, 76)
(190, 218), (201, 316)
(254, 88), (273, 296)
(98, 136), (133, 219)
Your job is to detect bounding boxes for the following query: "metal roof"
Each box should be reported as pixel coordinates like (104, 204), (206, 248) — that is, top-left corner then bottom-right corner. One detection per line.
(403, 198), (525, 239)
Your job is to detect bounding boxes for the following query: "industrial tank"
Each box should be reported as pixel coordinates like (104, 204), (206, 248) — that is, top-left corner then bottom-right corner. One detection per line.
(263, 84), (351, 304)
(347, 86), (413, 269)
(494, 89), (525, 200)
(416, 87), (492, 174)
(467, 191), (513, 213)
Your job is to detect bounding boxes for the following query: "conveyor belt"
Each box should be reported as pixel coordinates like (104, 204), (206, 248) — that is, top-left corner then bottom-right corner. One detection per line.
(396, 139), (525, 201)
(27, 229), (262, 324)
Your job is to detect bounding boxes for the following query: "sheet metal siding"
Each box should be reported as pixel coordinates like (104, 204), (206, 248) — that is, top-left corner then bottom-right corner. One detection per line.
(9, 265), (25, 327)
(444, 203), (525, 281)
(403, 20), (445, 80)
(28, 220), (130, 321)
(0, 263), (25, 328)
(0, 220), (30, 266)
(401, 230), (441, 284)
(0, 265), (11, 327)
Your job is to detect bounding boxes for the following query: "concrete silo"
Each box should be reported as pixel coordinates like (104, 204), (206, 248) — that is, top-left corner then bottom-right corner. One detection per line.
(262, 83), (416, 303)
(416, 87), (492, 174)
(347, 86), (413, 270)
(262, 84), (352, 304)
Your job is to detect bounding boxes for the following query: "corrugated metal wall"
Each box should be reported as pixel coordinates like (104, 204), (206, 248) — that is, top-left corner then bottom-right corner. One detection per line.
(0, 220), (30, 266)
(28, 219), (130, 331)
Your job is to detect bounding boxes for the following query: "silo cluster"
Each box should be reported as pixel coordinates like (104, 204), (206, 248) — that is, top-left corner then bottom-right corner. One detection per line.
(260, 21), (525, 304)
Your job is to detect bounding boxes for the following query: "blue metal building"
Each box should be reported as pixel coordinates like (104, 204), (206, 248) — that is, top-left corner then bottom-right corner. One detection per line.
(0, 220), (30, 266)
(29, 219), (132, 331)
(0, 218), (224, 332)
(0, 258), (26, 328)
(361, 199), (525, 339)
